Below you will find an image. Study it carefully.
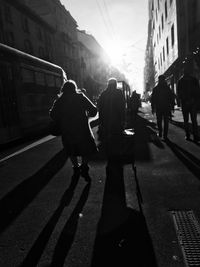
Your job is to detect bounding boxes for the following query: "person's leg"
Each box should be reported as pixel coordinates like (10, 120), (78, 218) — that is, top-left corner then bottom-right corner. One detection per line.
(182, 107), (190, 139)
(70, 156), (79, 169)
(163, 112), (169, 139)
(80, 156), (90, 179)
(156, 111), (162, 137)
(190, 107), (199, 141)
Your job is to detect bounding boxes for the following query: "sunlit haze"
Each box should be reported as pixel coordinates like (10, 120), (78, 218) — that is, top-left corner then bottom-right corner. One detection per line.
(63, 0), (148, 94)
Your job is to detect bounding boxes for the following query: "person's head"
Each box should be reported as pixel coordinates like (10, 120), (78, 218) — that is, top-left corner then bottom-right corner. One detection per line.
(158, 75), (166, 83)
(61, 80), (77, 94)
(183, 64), (192, 76)
(107, 77), (117, 90)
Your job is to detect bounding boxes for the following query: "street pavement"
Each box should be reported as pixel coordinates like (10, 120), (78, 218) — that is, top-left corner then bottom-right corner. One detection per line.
(0, 103), (200, 267)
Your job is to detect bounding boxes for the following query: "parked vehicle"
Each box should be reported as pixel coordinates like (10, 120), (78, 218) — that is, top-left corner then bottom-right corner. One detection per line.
(0, 43), (66, 144)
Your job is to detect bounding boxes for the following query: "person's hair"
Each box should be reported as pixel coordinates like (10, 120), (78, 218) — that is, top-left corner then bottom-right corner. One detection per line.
(107, 77), (117, 89)
(158, 75), (165, 83)
(61, 80), (77, 93)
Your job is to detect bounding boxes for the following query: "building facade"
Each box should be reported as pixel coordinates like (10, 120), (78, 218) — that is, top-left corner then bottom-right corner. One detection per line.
(145, 0), (200, 97)
(0, 0), (56, 62)
(23, 0), (80, 83)
(77, 30), (111, 100)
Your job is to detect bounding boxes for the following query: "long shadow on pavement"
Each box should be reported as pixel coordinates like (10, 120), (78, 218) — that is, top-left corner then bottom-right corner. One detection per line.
(50, 180), (91, 267)
(91, 161), (157, 267)
(170, 119), (200, 136)
(134, 115), (164, 162)
(19, 172), (81, 267)
(0, 149), (68, 234)
(165, 139), (200, 179)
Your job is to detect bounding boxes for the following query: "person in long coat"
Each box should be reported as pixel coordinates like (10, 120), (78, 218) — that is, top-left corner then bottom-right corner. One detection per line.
(97, 78), (126, 158)
(177, 67), (200, 142)
(49, 80), (97, 176)
(151, 75), (174, 140)
(98, 78), (125, 139)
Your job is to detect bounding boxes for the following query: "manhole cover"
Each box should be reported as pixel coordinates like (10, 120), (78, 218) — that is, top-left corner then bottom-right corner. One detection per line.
(171, 210), (200, 267)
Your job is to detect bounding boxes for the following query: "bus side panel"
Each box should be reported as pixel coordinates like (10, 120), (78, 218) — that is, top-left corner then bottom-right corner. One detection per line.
(0, 61), (21, 144)
(18, 66), (61, 134)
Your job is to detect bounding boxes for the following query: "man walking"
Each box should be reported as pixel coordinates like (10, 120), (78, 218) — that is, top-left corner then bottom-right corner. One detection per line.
(151, 75), (174, 140)
(177, 66), (200, 142)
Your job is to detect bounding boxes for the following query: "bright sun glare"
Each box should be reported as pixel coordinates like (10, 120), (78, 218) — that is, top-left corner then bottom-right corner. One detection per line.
(105, 41), (125, 66)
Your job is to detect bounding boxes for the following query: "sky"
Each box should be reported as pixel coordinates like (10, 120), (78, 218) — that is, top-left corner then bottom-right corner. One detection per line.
(62, 0), (149, 94)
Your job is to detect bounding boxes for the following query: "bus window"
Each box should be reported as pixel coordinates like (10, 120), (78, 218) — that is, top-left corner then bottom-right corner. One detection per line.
(55, 76), (62, 88)
(46, 74), (55, 87)
(21, 68), (35, 84)
(35, 72), (45, 85)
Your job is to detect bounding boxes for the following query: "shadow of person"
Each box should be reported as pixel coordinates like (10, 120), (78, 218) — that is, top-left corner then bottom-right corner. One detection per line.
(133, 115), (164, 162)
(90, 161), (157, 267)
(165, 139), (200, 179)
(170, 119), (200, 141)
(49, 180), (91, 267)
(19, 172), (81, 267)
(0, 149), (68, 234)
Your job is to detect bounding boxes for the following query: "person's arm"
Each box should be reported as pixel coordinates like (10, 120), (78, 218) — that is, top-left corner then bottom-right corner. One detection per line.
(151, 89), (155, 114)
(49, 98), (60, 121)
(177, 79), (182, 100)
(82, 94), (97, 117)
(117, 90), (126, 128)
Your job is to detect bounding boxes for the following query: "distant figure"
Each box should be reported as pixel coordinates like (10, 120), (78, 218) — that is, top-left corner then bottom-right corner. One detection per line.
(151, 75), (174, 140)
(49, 80), (97, 177)
(130, 90), (140, 125)
(177, 66), (200, 142)
(98, 77), (125, 142)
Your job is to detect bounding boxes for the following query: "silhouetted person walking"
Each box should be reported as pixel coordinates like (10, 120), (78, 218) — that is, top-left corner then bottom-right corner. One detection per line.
(97, 78), (125, 157)
(151, 75), (174, 140)
(98, 78), (125, 139)
(130, 90), (140, 126)
(177, 67), (200, 142)
(50, 80), (97, 177)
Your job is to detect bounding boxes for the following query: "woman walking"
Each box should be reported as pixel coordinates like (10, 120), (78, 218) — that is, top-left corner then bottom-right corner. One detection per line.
(50, 80), (97, 177)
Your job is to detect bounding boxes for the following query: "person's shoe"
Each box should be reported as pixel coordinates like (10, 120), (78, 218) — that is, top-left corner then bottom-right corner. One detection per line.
(163, 135), (169, 141)
(193, 136), (200, 143)
(72, 164), (81, 173)
(80, 164), (89, 177)
(185, 135), (190, 141)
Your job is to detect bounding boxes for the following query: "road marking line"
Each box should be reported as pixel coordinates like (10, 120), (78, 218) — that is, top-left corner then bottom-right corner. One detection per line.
(0, 135), (55, 163)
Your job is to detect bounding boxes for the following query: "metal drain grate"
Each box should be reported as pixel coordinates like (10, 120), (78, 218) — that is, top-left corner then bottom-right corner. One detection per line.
(171, 210), (200, 267)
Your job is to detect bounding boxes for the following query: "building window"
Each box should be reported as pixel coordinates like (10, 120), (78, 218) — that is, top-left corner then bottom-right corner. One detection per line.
(163, 46), (165, 61)
(166, 37), (169, 54)
(160, 53), (162, 66)
(36, 26), (43, 41)
(165, 1), (168, 19)
(170, 0), (173, 5)
(161, 14), (164, 30)
(24, 39), (33, 54)
(171, 24), (174, 47)
(5, 31), (14, 46)
(152, 0), (154, 11)
(152, 19), (155, 30)
(21, 16), (29, 33)
(39, 47), (45, 58)
(4, 4), (12, 24)
(157, 0), (160, 10)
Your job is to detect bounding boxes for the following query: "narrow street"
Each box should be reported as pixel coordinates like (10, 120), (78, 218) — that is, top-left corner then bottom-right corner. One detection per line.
(0, 103), (200, 267)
